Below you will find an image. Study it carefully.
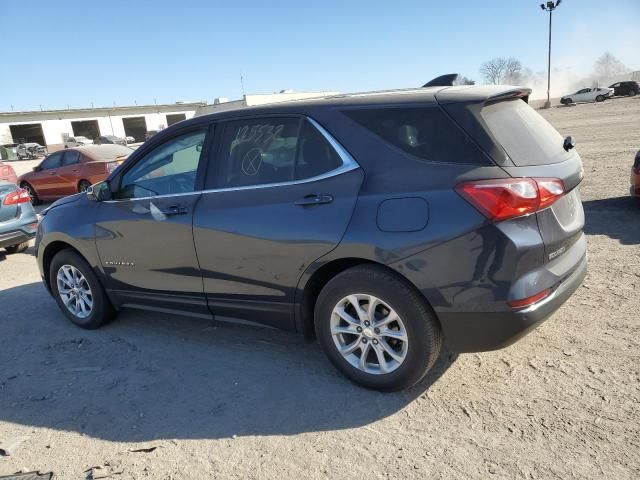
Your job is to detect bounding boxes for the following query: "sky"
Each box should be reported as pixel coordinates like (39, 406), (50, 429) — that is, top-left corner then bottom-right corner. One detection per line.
(1, 0), (639, 111)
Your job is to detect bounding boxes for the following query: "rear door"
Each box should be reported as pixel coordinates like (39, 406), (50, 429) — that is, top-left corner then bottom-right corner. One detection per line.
(477, 98), (584, 262)
(192, 115), (363, 330)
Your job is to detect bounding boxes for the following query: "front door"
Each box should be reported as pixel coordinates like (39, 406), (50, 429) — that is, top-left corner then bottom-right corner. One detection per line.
(31, 151), (64, 199)
(193, 116), (363, 330)
(95, 127), (211, 315)
(56, 149), (82, 196)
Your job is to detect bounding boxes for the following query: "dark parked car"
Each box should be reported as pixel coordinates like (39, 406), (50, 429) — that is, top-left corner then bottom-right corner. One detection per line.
(35, 85), (587, 390)
(94, 135), (126, 146)
(609, 81), (639, 97)
(0, 181), (37, 254)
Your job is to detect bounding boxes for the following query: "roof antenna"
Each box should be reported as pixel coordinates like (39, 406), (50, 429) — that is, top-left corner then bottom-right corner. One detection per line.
(240, 72), (246, 96)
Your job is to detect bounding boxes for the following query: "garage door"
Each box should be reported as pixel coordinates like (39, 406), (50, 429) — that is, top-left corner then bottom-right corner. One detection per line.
(10, 123), (46, 146)
(122, 117), (147, 142)
(72, 120), (100, 140)
(166, 113), (187, 126)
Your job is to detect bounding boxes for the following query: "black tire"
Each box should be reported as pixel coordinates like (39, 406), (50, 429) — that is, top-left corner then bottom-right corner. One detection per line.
(49, 249), (117, 329)
(5, 241), (29, 254)
(78, 180), (91, 193)
(565, 98), (573, 105)
(20, 182), (40, 205)
(596, 95), (605, 102)
(315, 265), (442, 391)
(630, 90), (637, 97)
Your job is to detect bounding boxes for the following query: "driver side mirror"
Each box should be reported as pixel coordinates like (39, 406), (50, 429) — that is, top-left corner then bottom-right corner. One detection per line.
(86, 180), (112, 202)
(33, 165), (41, 172)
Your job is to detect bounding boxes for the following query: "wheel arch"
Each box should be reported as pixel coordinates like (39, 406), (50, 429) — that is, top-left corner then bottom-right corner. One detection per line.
(42, 241), (85, 292)
(296, 257), (440, 340)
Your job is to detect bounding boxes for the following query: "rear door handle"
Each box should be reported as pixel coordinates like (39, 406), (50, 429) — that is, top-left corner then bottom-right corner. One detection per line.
(294, 194), (334, 206)
(159, 205), (189, 216)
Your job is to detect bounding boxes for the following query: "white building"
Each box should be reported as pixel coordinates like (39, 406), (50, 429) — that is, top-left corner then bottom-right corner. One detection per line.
(0, 91), (338, 152)
(0, 102), (204, 151)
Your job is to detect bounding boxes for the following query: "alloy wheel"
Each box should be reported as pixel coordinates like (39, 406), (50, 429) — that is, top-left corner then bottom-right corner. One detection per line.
(56, 265), (93, 319)
(330, 294), (408, 375)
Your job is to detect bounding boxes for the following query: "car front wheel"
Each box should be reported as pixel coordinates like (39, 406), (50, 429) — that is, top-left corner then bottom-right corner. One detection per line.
(49, 249), (117, 329)
(315, 265), (441, 391)
(596, 95), (605, 102)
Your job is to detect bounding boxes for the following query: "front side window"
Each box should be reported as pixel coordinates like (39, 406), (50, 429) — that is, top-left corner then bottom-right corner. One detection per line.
(214, 117), (342, 189)
(118, 129), (206, 199)
(40, 152), (63, 170)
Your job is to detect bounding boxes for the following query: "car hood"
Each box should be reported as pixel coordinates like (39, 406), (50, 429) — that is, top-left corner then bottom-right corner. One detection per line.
(41, 192), (84, 214)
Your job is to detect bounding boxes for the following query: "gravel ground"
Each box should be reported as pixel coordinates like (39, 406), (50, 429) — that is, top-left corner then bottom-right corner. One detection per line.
(1, 97), (639, 480)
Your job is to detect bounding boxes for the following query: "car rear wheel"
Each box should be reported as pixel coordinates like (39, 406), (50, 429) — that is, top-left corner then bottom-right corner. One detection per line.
(78, 180), (91, 193)
(596, 95), (605, 102)
(5, 241), (29, 254)
(630, 90), (637, 97)
(49, 249), (117, 329)
(20, 182), (40, 205)
(315, 265), (441, 391)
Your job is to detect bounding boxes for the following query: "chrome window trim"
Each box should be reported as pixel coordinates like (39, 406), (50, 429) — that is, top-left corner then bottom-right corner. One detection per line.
(104, 116), (359, 203)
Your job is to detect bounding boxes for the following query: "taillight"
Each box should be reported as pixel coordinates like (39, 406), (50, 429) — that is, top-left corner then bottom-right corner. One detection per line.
(455, 178), (565, 222)
(3, 188), (31, 206)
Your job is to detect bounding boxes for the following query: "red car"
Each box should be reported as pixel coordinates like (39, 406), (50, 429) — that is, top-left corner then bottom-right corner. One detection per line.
(18, 145), (131, 204)
(632, 150), (640, 198)
(0, 161), (18, 185)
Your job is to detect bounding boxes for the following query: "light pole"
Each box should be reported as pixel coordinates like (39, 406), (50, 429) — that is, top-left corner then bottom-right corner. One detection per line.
(540, 0), (561, 108)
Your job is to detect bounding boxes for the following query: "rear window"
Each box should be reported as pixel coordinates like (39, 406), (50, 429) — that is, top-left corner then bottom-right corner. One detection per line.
(343, 107), (489, 165)
(481, 99), (568, 166)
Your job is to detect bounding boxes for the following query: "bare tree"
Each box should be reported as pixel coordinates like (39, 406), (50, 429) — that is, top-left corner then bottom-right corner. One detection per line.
(503, 57), (523, 84)
(593, 52), (629, 81)
(480, 58), (507, 85)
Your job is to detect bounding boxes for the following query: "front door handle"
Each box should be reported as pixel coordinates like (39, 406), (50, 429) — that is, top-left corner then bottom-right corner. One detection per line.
(159, 205), (189, 216)
(294, 194), (334, 206)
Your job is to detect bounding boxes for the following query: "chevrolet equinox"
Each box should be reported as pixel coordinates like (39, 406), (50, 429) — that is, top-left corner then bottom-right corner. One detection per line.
(36, 85), (587, 391)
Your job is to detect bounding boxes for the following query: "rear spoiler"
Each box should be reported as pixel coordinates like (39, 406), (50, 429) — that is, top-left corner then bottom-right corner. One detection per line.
(435, 85), (532, 105)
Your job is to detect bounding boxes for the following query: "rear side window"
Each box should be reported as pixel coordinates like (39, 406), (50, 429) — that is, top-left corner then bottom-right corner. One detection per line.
(213, 117), (342, 189)
(481, 99), (568, 166)
(343, 107), (488, 165)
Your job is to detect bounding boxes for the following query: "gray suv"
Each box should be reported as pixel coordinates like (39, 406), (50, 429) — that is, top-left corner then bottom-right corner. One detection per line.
(35, 85), (586, 390)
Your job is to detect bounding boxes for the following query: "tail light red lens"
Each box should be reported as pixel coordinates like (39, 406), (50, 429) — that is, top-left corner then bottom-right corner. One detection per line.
(455, 178), (565, 222)
(3, 188), (31, 206)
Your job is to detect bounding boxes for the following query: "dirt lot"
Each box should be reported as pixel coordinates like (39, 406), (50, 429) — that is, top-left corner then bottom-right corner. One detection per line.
(1, 97), (639, 480)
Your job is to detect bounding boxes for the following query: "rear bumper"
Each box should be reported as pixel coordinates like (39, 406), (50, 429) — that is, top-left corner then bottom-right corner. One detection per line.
(439, 253), (587, 352)
(0, 228), (35, 249)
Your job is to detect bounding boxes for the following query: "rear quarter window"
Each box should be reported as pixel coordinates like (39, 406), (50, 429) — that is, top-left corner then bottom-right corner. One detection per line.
(481, 99), (569, 166)
(342, 106), (490, 165)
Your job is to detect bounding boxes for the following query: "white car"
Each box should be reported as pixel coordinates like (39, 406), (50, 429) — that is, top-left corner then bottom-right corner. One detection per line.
(64, 136), (94, 148)
(124, 136), (135, 144)
(560, 87), (612, 105)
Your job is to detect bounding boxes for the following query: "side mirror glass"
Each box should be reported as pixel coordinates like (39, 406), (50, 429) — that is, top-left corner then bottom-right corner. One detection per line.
(563, 136), (576, 152)
(86, 181), (112, 202)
